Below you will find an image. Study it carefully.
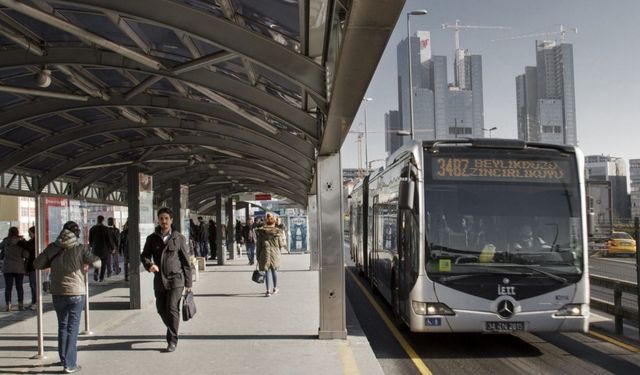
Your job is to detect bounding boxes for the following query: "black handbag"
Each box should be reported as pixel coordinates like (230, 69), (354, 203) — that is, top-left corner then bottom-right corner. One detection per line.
(182, 290), (196, 322)
(252, 268), (264, 284)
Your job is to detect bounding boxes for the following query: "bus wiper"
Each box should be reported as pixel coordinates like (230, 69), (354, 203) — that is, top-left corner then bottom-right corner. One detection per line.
(439, 269), (511, 283)
(502, 265), (568, 284)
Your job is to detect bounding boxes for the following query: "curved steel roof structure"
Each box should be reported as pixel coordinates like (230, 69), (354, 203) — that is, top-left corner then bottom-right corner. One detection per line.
(0, 0), (405, 211)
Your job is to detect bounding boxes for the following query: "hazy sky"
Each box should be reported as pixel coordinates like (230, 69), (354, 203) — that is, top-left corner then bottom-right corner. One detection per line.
(341, 0), (640, 172)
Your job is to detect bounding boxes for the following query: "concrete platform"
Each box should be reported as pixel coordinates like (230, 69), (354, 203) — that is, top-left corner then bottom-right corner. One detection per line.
(0, 254), (383, 375)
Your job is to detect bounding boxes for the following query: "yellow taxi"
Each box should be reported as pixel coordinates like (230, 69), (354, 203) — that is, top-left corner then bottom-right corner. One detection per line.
(606, 231), (637, 256)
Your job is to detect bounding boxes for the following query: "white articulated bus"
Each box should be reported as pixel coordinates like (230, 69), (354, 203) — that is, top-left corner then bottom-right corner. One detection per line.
(349, 139), (589, 333)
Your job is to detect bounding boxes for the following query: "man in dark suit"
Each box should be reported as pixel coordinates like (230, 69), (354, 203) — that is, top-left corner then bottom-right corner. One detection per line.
(89, 215), (114, 282)
(141, 207), (192, 352)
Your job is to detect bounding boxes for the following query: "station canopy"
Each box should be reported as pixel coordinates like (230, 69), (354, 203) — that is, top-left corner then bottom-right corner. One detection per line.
(0, 0), (404, 213)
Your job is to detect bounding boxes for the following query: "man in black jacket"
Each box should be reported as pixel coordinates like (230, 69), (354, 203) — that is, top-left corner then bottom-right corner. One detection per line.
(89, 215), (115, 282)
(141, 207), (192, 353)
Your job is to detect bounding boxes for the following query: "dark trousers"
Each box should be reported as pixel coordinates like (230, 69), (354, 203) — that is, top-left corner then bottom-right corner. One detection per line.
(154, 287), (183, 345)
(209, 240), (216, 259)
(4, 273), (24, 304)
(28, 271), (37, 304)
(94, 257), (108, 281)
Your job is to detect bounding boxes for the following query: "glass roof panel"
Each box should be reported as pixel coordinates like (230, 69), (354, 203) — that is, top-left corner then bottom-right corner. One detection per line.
(4, 10), (81, 42)
(0, 68), (29, 80)
(3, 127), (43, 144)
(234, 0), (300, 40)
(24, 156), (60, 171)
(50, 145), (80, 158)
(68, 109), (113, 123)
(0, 91), (25, 109)
(125, 20), (192, 60)
(58, 11), (136, 48)
(192, 39), (223, 56)
(175, 0), (224, 17)
(82, 135), (112, 147)
(88, 69), (135, 88)
(0, 146), (13, 159)
(31, 115), (76, 132)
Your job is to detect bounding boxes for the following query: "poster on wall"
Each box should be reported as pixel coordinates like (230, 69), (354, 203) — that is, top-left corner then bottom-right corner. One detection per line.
(289, 216), (308, 253)
(45, 197), (68, 245)
(138, 173), (155, 253)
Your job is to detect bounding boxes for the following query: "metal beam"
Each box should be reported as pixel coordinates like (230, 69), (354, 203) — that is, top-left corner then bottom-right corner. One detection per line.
(190, 183), (306, 209)
(319, 0), (405, 155)
(0, 0), (164, 70)
(54, 0), (325, 98)
(38, 136), (311, 189)
(0, 115), (313, 175)
(0, 84), (89, 101)
(0, 47), (316, 137)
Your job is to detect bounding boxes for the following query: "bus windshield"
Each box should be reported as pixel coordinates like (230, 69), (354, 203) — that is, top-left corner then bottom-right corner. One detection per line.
(424, 148), (584, 280)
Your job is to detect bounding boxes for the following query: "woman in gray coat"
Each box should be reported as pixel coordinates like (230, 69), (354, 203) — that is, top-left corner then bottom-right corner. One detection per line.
(1, 227), (29, 311)
(256, 212), (286, 297)
(35, 221), (101, 374)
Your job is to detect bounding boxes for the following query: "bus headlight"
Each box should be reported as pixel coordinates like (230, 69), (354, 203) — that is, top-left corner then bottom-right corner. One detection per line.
(555, 304), (586, 316)
(412, 301), (455, 316)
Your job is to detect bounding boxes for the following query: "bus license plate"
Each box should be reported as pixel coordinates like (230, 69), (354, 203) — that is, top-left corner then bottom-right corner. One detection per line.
(485, 321), (525, 332)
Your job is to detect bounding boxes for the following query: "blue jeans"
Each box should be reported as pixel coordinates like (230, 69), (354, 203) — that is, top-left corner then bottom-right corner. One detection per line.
(246, 242), (256, 263)
(52, 295), (85, 369)
(265, 268), (278, 292)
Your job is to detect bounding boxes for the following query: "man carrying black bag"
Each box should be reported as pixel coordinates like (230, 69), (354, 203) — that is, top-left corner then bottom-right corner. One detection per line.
(141, 207), (192, 353)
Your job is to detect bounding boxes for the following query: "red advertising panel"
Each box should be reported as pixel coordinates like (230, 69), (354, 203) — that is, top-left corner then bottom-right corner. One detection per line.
(45, 197), (68, 245)
(255, 194), (272, 201)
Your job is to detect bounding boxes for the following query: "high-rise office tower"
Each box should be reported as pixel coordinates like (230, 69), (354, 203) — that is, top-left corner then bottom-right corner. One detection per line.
(391, 31), (484, 150)
(630, 159), (640, 219)
(385, 110), (402, 155)
(516, 41), (577, 145)
(585, 155), (630, 220)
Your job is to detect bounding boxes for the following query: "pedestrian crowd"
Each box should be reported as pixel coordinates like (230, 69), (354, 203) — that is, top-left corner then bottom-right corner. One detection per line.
(0, 208), (288, 373)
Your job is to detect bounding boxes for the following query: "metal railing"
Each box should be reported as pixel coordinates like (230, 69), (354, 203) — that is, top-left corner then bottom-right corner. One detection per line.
(589, 274), (638, 335)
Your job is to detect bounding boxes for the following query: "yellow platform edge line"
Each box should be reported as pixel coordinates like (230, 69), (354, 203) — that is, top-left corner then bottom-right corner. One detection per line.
(588, 330), (640, 353)
(347, 268), (433, 375)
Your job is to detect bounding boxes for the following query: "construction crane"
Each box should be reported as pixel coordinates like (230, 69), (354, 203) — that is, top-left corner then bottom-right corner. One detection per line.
(492, 24), (578, 43)
(442, 19), (509, 50)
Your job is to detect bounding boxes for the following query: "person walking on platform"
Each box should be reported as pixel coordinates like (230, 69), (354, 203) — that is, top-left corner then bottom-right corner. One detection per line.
(256, 212), (286, 297)
(243, 218), (256, 265)
(197, 216), (209, 259)
(1, 227), (28, 311)
(89, 215), (114, 282)
(208, 220), (217, 260)
(119, 221), (130, 281)
(141, 207), (192, 353)
(107, 218), (121, 276)
(35, 221), (101, 374)
(24, 226), (37, 310)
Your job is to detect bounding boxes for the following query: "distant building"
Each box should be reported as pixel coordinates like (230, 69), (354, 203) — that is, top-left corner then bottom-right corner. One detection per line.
(393, 31), (484, 148)
(585, 155), (630, 220)
(630, 159), (640, 219)
(516, 41), (577, 146)
(384, 110), (402, 155)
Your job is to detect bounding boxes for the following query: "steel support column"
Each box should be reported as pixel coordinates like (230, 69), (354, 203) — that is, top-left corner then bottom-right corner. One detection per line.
(308, 194), (319, 271)
(227, 197), (235, 260)
(216, 193), (224, 265)
(317, 153), (346, 339)
(127, 166), (154, 309)
(33, 192), (45, 359)
(171, 179), (182, 233)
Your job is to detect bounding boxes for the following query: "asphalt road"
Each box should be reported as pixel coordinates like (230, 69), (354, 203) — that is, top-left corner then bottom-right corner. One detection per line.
(345, 245), (640, 375)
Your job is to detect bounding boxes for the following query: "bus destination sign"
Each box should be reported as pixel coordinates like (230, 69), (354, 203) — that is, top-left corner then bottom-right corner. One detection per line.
(432, 157), (572, 183)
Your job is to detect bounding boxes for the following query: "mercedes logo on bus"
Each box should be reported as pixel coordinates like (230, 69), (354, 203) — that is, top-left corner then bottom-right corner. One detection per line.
(497, 300), (515, 319)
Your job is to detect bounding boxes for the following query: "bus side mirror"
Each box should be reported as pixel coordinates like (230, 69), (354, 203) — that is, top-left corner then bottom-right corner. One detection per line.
(587, 209), (595, 237)
(399, 180), (414, 210)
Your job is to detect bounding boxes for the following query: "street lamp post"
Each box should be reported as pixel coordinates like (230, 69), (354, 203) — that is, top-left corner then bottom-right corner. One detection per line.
(362, 97), (373, 172)
(406, 9), (428, 141)
(482, 126), (497, 138)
